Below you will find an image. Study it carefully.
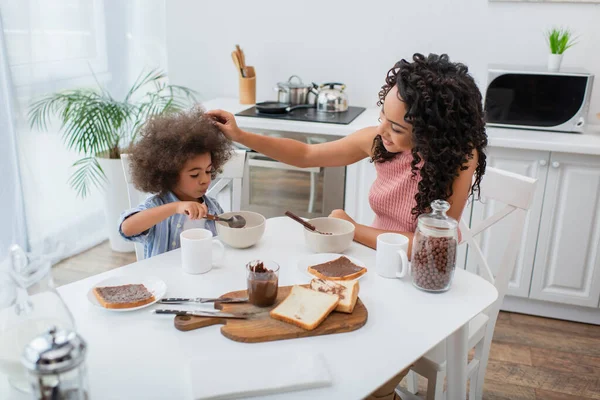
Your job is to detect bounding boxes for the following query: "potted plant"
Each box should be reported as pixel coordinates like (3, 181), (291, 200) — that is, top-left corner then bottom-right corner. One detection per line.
(546, 27), (578, 71)
(28, 69), (197, 252)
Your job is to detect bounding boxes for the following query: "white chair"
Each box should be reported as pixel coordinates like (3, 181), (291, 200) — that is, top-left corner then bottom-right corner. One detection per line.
(400, 167), (537, 400)
(207, 149), (246, 213)
(120, 149), (246, 261)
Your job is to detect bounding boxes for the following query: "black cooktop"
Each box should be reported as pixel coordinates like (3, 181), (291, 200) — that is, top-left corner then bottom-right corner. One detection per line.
(235, 106), (366, 125)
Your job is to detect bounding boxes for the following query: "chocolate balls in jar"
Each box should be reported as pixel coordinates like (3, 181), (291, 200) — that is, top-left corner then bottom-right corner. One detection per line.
(410, 200), (458, 292)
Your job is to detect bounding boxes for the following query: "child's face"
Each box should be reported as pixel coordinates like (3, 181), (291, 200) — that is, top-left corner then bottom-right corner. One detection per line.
(376, 86), (414, 153)
(174, 153), (213, 200)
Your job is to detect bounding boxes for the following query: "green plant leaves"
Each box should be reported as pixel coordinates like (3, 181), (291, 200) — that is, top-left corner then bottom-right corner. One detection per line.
(27, 68), (198, 198)
(546, 27), (578, 55)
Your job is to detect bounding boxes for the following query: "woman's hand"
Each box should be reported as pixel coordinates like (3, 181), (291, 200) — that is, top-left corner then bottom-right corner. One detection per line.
(329, 209), (356, 225)
(206, 109), (244, 141)
(176, 201), (208, 220)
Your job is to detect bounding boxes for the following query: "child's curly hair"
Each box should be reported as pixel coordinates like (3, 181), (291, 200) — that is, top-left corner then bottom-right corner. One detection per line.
(128, 107), (233, 195)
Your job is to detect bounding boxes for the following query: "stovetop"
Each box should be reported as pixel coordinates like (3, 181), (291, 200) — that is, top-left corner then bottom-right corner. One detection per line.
(235, 106), (366, 125)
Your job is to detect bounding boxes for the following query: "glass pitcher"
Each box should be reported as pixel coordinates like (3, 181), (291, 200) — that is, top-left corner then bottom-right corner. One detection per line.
(0, 245), (75, 393)
(410, 200), (458, 292)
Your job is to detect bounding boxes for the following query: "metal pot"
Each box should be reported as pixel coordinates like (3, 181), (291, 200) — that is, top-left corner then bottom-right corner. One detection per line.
(313, 82), (348, 113)
(274, 75), (313, 105)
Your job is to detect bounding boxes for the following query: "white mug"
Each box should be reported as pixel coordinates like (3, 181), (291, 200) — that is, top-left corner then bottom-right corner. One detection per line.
(180, 229), (225, 274)
(376, 233), (409, 279)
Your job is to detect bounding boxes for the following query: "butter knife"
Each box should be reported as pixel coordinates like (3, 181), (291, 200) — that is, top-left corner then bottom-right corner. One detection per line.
(158, 297), (248, 304)
(153, 309), (247, 319)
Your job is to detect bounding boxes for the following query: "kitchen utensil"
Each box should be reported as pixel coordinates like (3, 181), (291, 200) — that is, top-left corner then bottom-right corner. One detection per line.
(239, 66), (256, 104)
(284, 211), (331, 235)
(21, 327), (89, 400)
(159, 296), (248, 304)
(206, 213), (246, 228)
(216, 211), (266, 248)
(173, 286), (368, 343)
(274, 75), (313, 105)
(154, 309), (248, 319)
(1, 245), (75, 393)
(411, 200), (458, 292)
(376, 233), (409, 279)
(235, 44), (245, 68)
(303, 217), (355, 253)
(255, 101), (314, 115)
(180, 228), (225, 274)
(231, 51), (243, 77)
(313, 82), (349, 112)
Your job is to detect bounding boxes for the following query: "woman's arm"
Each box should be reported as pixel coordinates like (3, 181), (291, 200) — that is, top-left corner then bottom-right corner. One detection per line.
(207, 109), (376, 168)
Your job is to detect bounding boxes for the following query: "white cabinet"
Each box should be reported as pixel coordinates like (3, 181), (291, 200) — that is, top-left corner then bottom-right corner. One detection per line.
(529, 152), (600, 307)
(468, 147), (550, 298)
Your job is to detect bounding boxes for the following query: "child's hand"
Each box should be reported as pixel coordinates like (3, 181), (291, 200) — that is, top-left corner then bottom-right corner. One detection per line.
(177, 201), (209, 220)
(206, 109), (243, 141)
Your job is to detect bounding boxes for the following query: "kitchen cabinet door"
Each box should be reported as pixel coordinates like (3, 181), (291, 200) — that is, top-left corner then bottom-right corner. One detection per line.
(530, 152), (600, 307)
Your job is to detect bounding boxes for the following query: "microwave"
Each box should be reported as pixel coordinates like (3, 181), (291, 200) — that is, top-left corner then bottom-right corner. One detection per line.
(484, 65), (594, 133)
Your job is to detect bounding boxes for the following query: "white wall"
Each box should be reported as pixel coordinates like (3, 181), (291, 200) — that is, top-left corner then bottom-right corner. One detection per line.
(165, 0), (600, 122)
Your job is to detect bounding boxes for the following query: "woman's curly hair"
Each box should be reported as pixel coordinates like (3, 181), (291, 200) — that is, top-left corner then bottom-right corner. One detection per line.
(129, 107), (233, 195)
(374, 53), (487, 217)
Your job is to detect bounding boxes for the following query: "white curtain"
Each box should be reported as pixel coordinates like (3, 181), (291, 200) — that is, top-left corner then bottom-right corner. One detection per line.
(0, 0), (168, 262)
(0, 11), (27, 260)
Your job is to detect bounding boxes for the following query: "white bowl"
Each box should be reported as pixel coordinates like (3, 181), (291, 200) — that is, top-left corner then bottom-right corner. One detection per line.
(303, 217), (355, 253)
(216, 211), (266, 249)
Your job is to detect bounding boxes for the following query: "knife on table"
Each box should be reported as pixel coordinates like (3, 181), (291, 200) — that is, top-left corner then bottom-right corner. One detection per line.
(153, 309), (248, 319)
(158, 297), (248, 305)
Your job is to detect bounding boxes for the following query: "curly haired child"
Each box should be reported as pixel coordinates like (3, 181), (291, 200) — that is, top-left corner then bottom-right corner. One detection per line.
(119, 107), (233, 258)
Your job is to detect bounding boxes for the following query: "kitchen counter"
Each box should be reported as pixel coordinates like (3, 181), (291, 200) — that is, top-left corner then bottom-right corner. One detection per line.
(203, 98), (600, 156)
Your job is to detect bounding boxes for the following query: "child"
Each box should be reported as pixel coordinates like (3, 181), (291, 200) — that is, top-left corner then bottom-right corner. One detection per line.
(119, 107), (233, 259)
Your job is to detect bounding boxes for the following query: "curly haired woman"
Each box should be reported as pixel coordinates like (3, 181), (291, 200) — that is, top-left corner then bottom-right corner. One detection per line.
(119, 107), (233, 259)
(208, 53), (487, 398)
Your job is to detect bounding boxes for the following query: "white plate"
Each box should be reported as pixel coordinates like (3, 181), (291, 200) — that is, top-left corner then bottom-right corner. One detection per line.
(297, 253), (367, 280)
(87, 275), (167, 312)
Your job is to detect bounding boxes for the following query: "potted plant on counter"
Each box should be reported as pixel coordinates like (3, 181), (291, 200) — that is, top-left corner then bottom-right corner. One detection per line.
(546, 27), (578, 71)
(28, 69), (197, 252)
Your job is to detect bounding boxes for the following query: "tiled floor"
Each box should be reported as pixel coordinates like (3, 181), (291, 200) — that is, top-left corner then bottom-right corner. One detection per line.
(53, 241), (600, 399)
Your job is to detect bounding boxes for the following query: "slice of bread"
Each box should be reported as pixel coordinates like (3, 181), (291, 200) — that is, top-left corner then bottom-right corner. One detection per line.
(93, 284), (155, 309)
(307, 256), (366, 280)
(310, 278), (359, 313)
(270, 285), (339, 331)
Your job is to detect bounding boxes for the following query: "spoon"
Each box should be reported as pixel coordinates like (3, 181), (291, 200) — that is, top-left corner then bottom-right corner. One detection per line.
(206, 213), (247, 229)
(284, 211), (332, 235)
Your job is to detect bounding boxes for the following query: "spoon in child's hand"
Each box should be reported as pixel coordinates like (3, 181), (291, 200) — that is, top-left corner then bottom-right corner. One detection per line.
(205, 213), (247, 229)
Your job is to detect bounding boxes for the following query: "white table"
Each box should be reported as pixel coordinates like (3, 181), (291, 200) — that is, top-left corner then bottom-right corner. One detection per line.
(1, 217), (497, 399)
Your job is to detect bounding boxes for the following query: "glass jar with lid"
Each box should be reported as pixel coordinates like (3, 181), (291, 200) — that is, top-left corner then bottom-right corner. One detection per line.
(410, 200), (458, 292)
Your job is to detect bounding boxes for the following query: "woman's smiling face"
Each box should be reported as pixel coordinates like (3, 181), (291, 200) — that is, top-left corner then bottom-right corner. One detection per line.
(376, 85), (413, 153)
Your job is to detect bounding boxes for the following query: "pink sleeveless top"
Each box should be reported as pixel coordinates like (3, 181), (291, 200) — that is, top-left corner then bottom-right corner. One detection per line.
(368, 152), (421, 233)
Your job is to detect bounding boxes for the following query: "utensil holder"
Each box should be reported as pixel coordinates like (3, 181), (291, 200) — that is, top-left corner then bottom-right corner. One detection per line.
(239, 66), (256, 105)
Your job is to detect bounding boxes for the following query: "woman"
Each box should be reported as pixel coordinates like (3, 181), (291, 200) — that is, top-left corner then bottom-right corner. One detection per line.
(209, 54), (487, 399)
(208, 53), (487, 259)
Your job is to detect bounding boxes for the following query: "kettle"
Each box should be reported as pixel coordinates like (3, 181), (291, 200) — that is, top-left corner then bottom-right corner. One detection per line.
(312, 82), (348, 113)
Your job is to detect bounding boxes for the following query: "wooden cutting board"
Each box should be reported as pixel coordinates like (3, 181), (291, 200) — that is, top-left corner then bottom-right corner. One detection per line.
(174, 285), (368, 343)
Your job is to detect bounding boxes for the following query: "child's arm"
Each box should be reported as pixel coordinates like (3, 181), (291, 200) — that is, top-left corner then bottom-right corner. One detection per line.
(120, 201), (208, 238)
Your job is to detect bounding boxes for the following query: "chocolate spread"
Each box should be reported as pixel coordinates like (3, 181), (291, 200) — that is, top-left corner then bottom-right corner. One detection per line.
(310, 256), (364, 278)
(247, 261), (278, 307)
(313, 279), (346, 299)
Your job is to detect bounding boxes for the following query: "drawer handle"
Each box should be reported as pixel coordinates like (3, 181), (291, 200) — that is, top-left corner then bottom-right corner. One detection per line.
(539, 159), (547, 166)
(552, 161), (561, 168)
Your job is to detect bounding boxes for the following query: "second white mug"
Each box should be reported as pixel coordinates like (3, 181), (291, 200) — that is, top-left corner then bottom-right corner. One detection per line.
(376, 233), (409, 279)
(180, 229), (225, 274)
